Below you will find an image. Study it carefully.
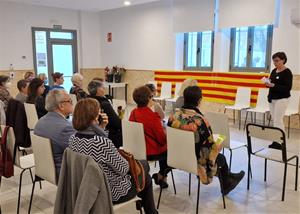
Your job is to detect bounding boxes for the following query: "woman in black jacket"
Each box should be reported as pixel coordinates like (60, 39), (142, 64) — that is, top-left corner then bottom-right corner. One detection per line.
(26, 78), (47, 118)
(87, 80), (123, 148)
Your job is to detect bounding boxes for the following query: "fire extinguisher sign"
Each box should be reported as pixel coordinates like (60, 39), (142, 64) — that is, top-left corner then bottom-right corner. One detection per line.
(107, 32), (112, 42)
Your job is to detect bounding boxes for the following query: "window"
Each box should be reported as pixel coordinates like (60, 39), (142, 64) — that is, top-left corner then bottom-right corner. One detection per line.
(183, 31), (214, 70)
(230, 25), (273, 72)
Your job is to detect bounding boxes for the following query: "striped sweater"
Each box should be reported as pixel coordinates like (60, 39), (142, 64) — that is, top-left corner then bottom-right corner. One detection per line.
(69, 132), (131, 202)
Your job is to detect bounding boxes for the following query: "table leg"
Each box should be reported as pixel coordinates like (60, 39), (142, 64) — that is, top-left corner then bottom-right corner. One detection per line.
(125, 84), (128, 103)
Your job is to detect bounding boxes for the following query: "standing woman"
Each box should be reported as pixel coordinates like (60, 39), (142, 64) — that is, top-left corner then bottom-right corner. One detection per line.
(27, 78), (47, 118)
(266, 52), (293, 148)
(50, 72), (65, 90)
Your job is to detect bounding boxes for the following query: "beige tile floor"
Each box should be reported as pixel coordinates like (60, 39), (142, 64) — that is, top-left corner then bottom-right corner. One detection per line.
(0, 117), (299, 214)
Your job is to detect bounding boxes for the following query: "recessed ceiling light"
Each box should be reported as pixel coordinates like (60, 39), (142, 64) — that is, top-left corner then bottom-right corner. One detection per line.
(124, 1), (131, 6)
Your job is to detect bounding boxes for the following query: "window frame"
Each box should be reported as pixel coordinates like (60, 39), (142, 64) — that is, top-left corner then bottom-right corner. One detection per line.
(229, 25), (273, 72)
(183, 31), (214, 71)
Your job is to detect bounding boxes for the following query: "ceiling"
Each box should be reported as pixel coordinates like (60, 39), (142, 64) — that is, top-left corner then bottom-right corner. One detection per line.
(0, 0), (161, 11)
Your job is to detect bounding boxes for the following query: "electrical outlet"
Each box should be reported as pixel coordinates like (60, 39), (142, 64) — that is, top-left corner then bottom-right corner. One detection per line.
(10, 72), (15, 79)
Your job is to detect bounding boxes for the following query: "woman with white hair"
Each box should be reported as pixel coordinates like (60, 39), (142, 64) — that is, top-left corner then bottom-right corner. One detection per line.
(174, 79), (198, 109)
(70, 73), (88, 100)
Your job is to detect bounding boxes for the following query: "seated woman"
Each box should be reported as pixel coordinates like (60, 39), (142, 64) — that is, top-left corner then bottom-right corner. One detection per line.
(0, 75), (12, 111)
(38, 73), (50, 96)
(70, 73), (88, 100)
(68, 98), (158, 214)
(168, 86), (244, 195)
(26, 78), (47, 118)
(129, 86), (170, 188)
(87, 80), (122, 148)
(50, 72), (65, 90)
(145, 83), (165, 119)
(175, 79), (198, 109)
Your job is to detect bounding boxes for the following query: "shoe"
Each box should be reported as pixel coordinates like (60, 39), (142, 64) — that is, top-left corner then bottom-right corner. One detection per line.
(268, 142), (282, 150)
(222, 171), (245, 195)
(152, 173), (159, 185)
(158, 180), (169, 189)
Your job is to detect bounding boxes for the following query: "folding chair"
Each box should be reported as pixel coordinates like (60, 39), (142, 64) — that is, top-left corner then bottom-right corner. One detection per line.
(246, 123), (298, 201)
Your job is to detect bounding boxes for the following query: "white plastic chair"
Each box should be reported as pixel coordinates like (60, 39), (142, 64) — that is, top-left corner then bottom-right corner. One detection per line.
(28, 133), (57, 213)
(69, 94), (78, 107)
(0, 125), (35, 214)
(154, 82), (172, 101)
(224, 87), (251, 129)
(165, 82), (182, 103)
(24, 103), (39, 130)
(113, 197), (142, 213)
(246, 124), (298, 201)
(244, 88), (269, 128)
(205, 112), (247, 170)
(122, 120), (147, 160)
(284, 90), (300, 138)
(159, 127), (226, 213)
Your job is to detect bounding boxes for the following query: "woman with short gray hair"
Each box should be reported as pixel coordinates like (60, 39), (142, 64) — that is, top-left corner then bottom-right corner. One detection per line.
(70, 73), (88, 101)
(88, 80), (123, 148)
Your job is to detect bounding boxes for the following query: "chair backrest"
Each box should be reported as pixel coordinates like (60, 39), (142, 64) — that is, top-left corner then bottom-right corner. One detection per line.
(205, 112), (230, 148)
(255, 88), (269, 110)
(122, 120), (147, 160)
(0, 125), (21, 167)
(246, 123), (287, 161)
(286, 90), (300, 113)
(166, 127), (198, 175)
(160, 82), (172, 98)
(69, 94), (78, 107)
(24, 103), (39, 130)
(112, 99), (127, 113)
(174, 82), (182, 99)
(30, 133), (57, 185)
(235, 87), (251, 107)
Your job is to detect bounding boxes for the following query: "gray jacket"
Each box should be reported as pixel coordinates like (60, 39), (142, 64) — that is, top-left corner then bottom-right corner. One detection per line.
(54, 149), (114, 214)
(34, 111), (76, 177)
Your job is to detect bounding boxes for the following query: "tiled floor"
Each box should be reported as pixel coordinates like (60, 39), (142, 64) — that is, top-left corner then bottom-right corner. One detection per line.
(0, 119), (299, 213)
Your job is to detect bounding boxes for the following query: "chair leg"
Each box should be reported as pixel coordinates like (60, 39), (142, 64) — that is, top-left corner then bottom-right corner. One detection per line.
(196, 178), (200, 214)
(28, 168), (34, 183)
(154, 161), (157, 168)
(247, 155), (251, 190)
(224, 108), (226, 114)
(239, 110), (241, 130)
(170, 170), (176, 195)
(264, 159), (267, 182)
(39, 181), (42, 190)
(254, 112), (257, 124)
(250, 112), (253, 123)
(295, 157), (299, 191)
(188, 173), (191, 196)
(28, 178), (36, 214)
(233, 110), (235, 124)
(17, 169), (26, 214)
(229, 149), (233, 171)
(244, 111), (249, 130)
(218, 175), (226, 209)
(263, 113), (266, 126)
(136, 201), (143, 214)
(288, 116), (291, 138)
(282, 163), (288, 201)
(268, 114), (271, 126)
(156, 187), (162, 209)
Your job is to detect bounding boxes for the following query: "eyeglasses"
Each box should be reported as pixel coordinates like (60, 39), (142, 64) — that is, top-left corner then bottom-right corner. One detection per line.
(61, 99), (73, 105)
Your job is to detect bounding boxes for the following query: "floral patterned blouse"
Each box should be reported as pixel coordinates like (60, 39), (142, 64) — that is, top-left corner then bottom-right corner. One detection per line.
(168, 107), (221, 185)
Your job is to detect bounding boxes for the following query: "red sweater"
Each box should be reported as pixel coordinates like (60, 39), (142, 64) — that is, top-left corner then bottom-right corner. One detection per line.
(129, 107), (167, 158)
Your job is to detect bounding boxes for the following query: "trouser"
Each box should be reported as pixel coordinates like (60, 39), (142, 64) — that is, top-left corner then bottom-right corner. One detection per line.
(113, 160), (158, 214)
(216, 154), (230, 186)
(269, 98), (289, 131)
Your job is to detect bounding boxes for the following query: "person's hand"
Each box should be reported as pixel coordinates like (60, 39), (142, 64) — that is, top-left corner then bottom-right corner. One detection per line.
(99, 113), (109, 129)
(265, 82), (275, 88)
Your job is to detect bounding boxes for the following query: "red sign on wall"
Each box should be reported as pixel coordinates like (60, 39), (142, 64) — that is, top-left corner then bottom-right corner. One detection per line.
(107, 32), (112, 42)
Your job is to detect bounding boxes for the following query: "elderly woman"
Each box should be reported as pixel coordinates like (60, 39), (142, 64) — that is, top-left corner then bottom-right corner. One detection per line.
(87, 80), (122, 148)
(129, 86), (170, 188)
(68, 98), (158, 213)
(27, 78), (47, 118)
(175, 79), (198, 109)
(168, 86), (244, 194)
(70, 73), (88, 100)
(0, 75), (12, 111)
(145, 83), (165, 119)
(50, 72), (64, 90)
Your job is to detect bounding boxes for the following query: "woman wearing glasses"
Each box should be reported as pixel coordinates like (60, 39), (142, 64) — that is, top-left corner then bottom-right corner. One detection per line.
(265, 52), (293, 149)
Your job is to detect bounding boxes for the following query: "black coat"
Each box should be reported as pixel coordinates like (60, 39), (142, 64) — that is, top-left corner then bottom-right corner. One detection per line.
(6, 99), (31, 148)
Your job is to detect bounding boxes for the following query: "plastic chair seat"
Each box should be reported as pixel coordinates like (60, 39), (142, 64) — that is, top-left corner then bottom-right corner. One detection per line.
(285, 109), (299, 116)
(229, 140), (247, 150)
(225, 105), (249, 110)
(19, 154), (35, 169)
(113, 196), (141, 210)
(165, 98), (177, 103)
(247, 107), (269, 113)
(255, 148), (296, 162)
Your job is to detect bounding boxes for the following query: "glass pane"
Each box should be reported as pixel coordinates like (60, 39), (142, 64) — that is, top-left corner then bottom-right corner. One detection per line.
(63, 76), (73, 93)
(50, 32), (73, 39)
(251, 25), (268, 68)
(234, 27), (248, 67)
(34, 31), (48, 74)
(52, 44), (74, 91)
(186, 32), (198, 67)
(200, 31), (212, 67)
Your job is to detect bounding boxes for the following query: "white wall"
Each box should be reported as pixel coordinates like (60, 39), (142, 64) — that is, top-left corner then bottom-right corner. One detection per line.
(99, 0), (175, 70)
(0, 1), (101, 70)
